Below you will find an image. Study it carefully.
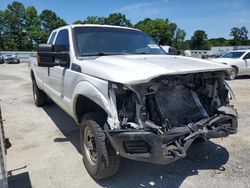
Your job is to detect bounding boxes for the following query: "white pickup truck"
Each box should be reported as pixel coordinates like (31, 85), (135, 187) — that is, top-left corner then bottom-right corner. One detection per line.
(30, 24), (238, 179)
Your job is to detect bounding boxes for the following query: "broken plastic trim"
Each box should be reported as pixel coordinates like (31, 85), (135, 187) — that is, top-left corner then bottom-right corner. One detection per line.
(224, 81), (236, 100)
(105, 108), (237, 164)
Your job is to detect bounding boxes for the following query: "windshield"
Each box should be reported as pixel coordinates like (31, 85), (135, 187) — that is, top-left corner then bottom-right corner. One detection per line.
(220, 52), (245, 59)
(74, 27), (166, 56)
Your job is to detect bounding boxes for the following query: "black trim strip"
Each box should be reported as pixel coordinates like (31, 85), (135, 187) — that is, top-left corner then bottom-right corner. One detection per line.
(71, 63), (81, 73)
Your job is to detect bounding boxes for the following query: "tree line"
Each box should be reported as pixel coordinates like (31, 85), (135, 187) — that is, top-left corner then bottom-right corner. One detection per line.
(0, 1), (249, 51)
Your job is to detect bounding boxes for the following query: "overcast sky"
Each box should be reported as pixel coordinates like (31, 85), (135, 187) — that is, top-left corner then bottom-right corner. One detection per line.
(1, 0), (250, 39)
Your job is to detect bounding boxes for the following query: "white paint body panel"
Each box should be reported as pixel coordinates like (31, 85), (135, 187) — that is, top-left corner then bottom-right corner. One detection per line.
(30, 24), (232, 129)
(78, 55), (230, 85)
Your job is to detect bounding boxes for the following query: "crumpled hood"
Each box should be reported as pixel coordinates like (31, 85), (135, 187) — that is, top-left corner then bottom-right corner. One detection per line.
(78, 55), (230, 84)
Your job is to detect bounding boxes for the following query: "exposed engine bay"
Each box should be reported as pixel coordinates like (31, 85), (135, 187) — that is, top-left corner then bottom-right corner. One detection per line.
(108, 71), (237, 163)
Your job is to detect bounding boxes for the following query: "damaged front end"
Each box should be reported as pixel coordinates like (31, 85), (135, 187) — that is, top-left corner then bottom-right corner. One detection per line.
(106, 71), (238, 164)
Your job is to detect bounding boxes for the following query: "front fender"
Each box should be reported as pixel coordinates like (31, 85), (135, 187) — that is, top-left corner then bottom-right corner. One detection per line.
(71, 81), (119, 129)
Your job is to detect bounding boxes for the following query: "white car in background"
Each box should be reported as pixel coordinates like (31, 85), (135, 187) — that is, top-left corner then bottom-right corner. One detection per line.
(212, 50), (250, 80)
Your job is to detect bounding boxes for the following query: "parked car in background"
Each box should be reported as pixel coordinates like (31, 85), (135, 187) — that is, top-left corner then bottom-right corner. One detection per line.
(0, 55), (4, 64)
(212, 50), (250, 80)
(3, 54), (20, 64)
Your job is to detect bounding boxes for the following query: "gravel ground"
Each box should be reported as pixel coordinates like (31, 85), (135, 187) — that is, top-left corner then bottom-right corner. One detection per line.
(0, 63), (250, 188)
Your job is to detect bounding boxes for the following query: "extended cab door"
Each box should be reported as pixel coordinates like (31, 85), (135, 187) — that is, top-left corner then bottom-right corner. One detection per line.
(35, 31), (57, 87)
(45, 29), (71, 111)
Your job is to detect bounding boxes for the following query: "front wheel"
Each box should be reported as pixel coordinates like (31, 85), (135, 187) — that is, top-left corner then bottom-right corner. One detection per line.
(80, 113), (120, 179)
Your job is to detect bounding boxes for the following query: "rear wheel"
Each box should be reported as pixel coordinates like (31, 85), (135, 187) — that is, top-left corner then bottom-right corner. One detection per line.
(32, 80), (47, 107)
(80, 113), (120, 179)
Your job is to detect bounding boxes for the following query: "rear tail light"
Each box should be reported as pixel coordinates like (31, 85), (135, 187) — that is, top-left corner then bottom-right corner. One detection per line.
(37, 54), (40, 63)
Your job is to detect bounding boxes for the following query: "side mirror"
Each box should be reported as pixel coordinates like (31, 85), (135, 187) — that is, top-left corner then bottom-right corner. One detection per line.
(38, 44), (55, 67)
(37, 44), (70, 68)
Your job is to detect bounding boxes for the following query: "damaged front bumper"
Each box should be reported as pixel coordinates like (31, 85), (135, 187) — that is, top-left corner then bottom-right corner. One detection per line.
(106, 111), (237, 165)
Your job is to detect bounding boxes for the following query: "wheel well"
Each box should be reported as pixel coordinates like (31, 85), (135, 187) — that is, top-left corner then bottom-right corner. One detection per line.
(75, 95), (107, 125)
(31, 70), (35, 81)
(231, 66), (238, 74)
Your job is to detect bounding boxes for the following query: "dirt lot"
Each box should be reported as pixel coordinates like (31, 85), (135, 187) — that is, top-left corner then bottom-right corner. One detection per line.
(0, 63), (250, 188)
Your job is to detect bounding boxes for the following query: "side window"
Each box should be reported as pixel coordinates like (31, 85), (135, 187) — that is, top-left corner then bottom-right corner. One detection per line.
(54, 29), (70, 63)
(244, 52), (250, 59)
(54, 29), (69, 52)
(48, 32), (56, 44)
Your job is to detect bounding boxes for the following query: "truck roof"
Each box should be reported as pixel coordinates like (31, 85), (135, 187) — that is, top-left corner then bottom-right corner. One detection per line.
(53, 24), (140, 32)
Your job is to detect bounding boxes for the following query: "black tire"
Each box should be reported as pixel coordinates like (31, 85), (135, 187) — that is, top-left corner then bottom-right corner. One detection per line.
(226, 67), (237, 80)
(32, 80), (47, 107)
(193, 137), (208, 144)
(80, 113), (120, 180)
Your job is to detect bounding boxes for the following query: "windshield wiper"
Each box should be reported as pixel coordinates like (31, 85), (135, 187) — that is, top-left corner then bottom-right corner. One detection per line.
(81, 52), (128, 57)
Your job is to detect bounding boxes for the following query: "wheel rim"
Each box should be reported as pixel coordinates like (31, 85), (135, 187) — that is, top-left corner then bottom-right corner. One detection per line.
(84, 127), (97, 166)
(230, 69), (236, 80)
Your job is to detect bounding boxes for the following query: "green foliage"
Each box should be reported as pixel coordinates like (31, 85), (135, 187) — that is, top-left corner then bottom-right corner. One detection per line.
(1, 1), (26, 50)
(24, 6), (42, 49)
(230, 26), (248, 45)
(0, 11), (5, 50)
(39, 9), (67, 37)
(73, 20), (83, 24)
(182, 40), (191, 50)
(190, 30), (211, 50)
(0, 1), (249, 51)
(83, 16), (105, 24)
(77, 14), (132, 26)
(209, 38), (230, 46)
(135, 18), (177, 45)
(173, 28), (186, 49)
(0, 2), (67, 50)
(104, 13), (132, 27)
